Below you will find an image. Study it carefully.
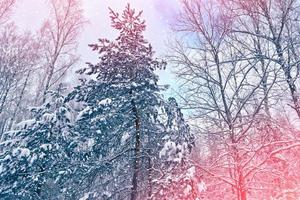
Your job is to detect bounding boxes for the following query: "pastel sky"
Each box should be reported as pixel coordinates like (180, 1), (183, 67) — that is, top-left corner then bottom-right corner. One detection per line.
(11, 0), (182, 94)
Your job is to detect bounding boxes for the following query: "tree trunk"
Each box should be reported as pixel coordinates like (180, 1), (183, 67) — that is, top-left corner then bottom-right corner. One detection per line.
(254, 31), (271, 117)
(147, 149), (153, 200)
(42, 65), (54, 104)
(238, 175), (247, 200)
(0, 80), (13, 114)
(264, 9), (300, 119)
(8, 70), (31, 130)
(130, 98), (141, 200)
(275, 41), (300, 119)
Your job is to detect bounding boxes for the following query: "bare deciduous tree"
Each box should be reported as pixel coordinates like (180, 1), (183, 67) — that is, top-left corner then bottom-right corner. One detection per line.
(0, 0), (15, 24)
(0, 24), (40, 134)
(227, 0), (300, 119)
(37, 0), (86, 104)
(170, 0), (300, 199)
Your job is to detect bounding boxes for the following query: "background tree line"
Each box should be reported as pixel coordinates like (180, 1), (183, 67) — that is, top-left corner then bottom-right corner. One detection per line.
(170, 0), (300, 199)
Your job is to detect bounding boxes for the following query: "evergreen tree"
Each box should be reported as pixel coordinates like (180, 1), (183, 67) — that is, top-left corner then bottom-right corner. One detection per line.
(68, 4), (194, 200)
(0, 84), (74, 199)
(153, 97), (197, 200)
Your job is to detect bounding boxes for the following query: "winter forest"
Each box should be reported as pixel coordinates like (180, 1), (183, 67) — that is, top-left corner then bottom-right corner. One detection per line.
(1, 0), (300, 199)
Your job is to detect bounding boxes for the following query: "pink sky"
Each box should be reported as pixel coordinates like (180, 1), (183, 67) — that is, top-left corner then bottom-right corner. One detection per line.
(12, 0), (180, 54)
(11, 0), (181, 90)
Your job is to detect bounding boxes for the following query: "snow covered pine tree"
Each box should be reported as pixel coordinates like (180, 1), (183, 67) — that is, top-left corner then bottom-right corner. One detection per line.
(0, 84), (74, 199)
(154, 97), (198, 200)
(68, 4), (194, 200)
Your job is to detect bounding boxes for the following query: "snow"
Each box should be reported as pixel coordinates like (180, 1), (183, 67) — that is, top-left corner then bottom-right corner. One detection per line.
(116, 74), (122, 78)
(12, 148), (20, 156)
(187, 166), (196, 178)
(87, 138), (95, 148)
(197, 181), (207, 192)
(121, 132), (130, 145)
(103, 191), (112, 197)
(0, 138), (18, 148)
(131, 82), (138, 87)
(162, 135), (170, 140)
(12, 147), (30, 158)
(59, 107), (71, 120)
(40, 144), (52, 151)
(0, 164), (4, 174)
(3, 155), (11, 161)
(184, 185), (192, 195)
(55, 97), (64, 104)
(29, 154), (37, 166)
(149, 79), (155, 85)
(274, 153), (286, 161)
(41, 113), (56, 123)
(159, 140), (187, 163)
(173, 153), (182, 162)
(159, 140), (176, 159)
(76, 138), (95, 151)
(58, 171), (65, 175)
(39, 152), (46, 158)
(20, 148), (30, 157)
(14, 119), (36, 130)
(77, 106), (91, 120)
(79, 193), (89, 200)
(98, 98), (112, 106)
